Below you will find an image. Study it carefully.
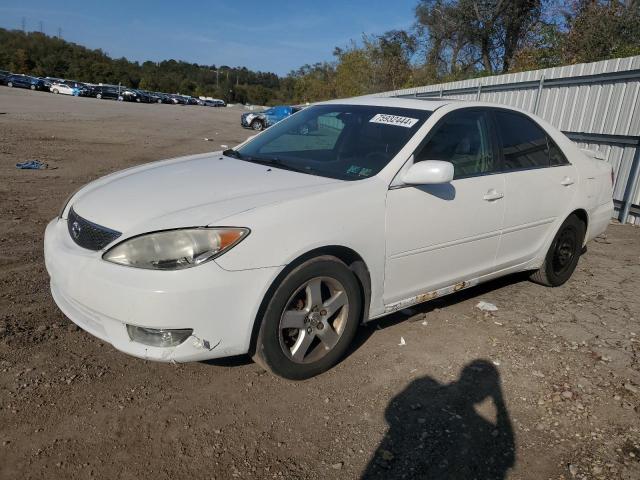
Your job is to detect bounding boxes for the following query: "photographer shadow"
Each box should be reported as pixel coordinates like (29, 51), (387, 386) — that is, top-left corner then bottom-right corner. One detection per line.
(362, 360), (515, 480)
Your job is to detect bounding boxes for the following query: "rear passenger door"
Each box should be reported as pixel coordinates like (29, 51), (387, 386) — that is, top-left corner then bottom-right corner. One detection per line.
(492, 109), (577, 269)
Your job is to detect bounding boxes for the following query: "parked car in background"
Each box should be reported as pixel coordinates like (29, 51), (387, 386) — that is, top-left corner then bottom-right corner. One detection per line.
(50, 82), (80, 96)
(91, 85), (121, 100)
(241, 105), (301, 131)
(43, 98), (615, 379)
(6, 74), (48, 91)
(140, 91), (162, 103)
(153, 92), (174, 104)
(120, 88), (152, 103)
(202, 99), (226, 107)
(169, 94), (187, 105)
(0, 70), (10, 85)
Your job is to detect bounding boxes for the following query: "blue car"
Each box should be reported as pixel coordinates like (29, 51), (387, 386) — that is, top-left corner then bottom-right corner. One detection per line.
(241, 105), (301, 131)
(5, 74), (47, 91)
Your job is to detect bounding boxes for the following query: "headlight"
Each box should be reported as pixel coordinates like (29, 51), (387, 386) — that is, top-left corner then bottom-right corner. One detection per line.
(102, 227), (249, 270)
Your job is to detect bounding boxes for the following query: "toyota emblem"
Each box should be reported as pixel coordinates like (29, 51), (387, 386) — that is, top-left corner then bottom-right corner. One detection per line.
(71, 221), (82, 239)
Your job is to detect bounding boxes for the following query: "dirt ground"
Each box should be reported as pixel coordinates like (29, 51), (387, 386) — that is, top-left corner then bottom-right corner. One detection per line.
(1, 87), (639, 480)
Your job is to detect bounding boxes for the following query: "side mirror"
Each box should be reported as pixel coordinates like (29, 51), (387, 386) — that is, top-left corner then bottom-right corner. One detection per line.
(401, 160), (454, 185)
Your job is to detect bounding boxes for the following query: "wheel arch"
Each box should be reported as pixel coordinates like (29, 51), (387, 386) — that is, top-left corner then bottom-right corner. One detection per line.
(247, 245), (372, 357)
(570, 208), (589, 244)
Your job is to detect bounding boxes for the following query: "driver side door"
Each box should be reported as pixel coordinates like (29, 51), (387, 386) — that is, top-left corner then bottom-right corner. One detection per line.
(384, 108), (505, 307)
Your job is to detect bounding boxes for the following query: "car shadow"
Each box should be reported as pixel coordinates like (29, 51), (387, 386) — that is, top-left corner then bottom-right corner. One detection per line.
(361, 359), (516, 479)
(202, 355), (254, 367)
(347, 271), (531, 357)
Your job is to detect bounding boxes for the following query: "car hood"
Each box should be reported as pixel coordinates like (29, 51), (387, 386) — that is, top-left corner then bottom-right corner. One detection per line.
(70, 152), (342, 234)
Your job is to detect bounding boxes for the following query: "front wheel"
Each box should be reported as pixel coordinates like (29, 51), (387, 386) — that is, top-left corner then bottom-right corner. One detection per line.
(30, 84), (36, 90)
(52, 88), (59, 94)
(253, 256), (362, 380)
(251, 119), (264, 131)
(530, 214), (586, 287)
(96, 93), (102, 99)
(7, 82), (13, 88)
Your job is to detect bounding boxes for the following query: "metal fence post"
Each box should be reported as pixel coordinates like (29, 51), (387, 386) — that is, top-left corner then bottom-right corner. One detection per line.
(620, 143), (640, 224)
(476, 84), (482, 100)
(534, 76), (545, 114)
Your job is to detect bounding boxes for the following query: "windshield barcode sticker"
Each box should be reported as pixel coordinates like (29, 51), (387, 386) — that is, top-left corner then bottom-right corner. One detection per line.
(369, 114), (419, 128)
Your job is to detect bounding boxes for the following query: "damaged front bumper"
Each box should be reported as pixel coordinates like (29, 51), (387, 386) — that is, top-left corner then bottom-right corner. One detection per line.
(44, 218), (280, 363)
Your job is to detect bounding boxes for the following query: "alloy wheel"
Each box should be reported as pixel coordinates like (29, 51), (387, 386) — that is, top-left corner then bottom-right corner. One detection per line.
(278, 276), (349, 364)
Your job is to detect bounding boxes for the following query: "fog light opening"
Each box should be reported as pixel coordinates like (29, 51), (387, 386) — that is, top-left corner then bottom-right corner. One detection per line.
(126, 325), (193, 348)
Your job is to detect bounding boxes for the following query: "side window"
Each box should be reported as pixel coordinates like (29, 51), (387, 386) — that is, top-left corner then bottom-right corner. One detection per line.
(415, 110), (496, 179)
(494, 111), (549, 170)
(548, 137), (570, 166)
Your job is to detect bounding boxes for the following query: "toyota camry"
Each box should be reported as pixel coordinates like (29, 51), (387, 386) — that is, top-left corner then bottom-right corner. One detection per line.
(44, 97), (614, 379)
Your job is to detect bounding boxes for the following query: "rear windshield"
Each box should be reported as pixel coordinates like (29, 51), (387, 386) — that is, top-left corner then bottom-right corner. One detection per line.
(235, 104), (431, 180)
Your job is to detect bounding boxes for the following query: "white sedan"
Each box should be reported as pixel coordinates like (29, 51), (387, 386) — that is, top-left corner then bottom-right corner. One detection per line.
(50, 82), (78, 96)
(44, 98), (614, 379)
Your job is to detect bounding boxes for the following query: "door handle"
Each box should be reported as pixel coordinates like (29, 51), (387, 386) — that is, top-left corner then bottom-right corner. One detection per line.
(560, 177), (575, 186)
(483, 189), (504, 201)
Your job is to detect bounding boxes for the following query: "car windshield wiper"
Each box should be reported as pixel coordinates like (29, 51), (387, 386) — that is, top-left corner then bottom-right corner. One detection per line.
(242, 156), (314, 175)
(223, 148), (243, 159)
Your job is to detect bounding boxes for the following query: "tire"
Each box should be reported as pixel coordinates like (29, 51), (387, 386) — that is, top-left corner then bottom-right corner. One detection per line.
(157, 99), (162, 104)
(30, 84), (36, 90)
(251, 119), (264, 131)
(96, 93), (102, 99)
(117, 96), (124, 101)
(253, 256), (362, 380)
(52, 88), (59, 94)
(530, 214), (586, 287)
(7, 82), (12, 88)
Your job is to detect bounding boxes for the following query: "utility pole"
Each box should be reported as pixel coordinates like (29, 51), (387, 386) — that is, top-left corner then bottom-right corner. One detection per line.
(216, 69), (219, 87)
(21, 17), (26, 32)
(57, 27), (62, 39)
(39, 21), (43, 34)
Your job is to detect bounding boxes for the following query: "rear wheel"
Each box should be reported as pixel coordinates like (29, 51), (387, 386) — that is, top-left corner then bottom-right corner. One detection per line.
(30, 84), (36, 90)
(253, 256), (361, 380)
(530, 214), (586, 287)
(52, 88), (59, 94)
(7, 82), (13, 87)
(96, 93), (102, 99)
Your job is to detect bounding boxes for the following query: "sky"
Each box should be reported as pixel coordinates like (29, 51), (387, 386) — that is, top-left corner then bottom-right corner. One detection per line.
(0, 0), (417, 75)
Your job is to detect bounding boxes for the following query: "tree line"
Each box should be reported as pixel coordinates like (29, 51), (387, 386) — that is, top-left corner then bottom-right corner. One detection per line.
(1, 1), (639, 105)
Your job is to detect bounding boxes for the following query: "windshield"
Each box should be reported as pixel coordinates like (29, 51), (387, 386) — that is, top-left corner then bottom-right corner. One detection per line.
(235, 104), (431, 180)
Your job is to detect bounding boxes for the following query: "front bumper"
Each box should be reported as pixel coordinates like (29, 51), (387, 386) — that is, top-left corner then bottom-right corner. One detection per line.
(44, 218), (280, 362)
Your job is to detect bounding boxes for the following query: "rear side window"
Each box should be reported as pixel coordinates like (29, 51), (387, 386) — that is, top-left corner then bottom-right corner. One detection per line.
(548, 138), (570, 166)
(495, 111), (549, 170)
(416, 109), (496, 179)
